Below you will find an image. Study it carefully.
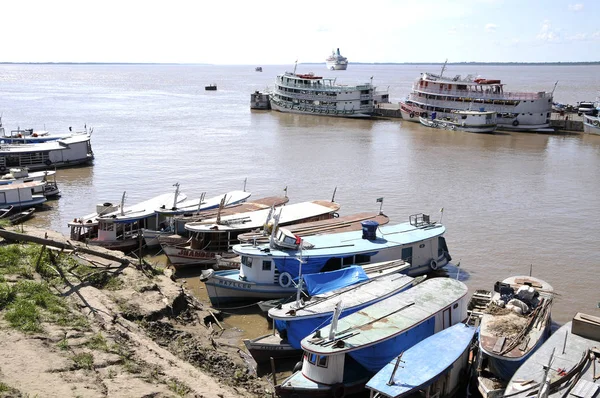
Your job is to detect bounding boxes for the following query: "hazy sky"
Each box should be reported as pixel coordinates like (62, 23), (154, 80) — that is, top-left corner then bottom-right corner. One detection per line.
(3, 0), (598, 64)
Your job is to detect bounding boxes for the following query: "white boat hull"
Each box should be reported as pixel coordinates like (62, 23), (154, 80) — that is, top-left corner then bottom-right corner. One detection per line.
(326, 62), (348, 71)
(583, 116), (600, 135)
(270, 99), (371, 118)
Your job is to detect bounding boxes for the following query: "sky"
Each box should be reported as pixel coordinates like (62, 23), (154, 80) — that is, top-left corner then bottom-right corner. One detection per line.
(1, 0), (598, 64)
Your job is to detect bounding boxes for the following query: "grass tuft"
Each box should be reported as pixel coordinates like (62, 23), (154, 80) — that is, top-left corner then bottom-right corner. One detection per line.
(71, 352), (94, 370)
(167, 378), (191, 397)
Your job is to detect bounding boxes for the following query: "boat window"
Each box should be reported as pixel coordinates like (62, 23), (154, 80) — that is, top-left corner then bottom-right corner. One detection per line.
(401, 247), (413, 263)
(241, 256), (253, 268)
(262, 261), (271, 271)
(342, 256), (354, 266)
(0, 192), (5, 204)
(354, 254), (370, 264)
(307, 353), (317, 365)
(317, 355), (328, 368)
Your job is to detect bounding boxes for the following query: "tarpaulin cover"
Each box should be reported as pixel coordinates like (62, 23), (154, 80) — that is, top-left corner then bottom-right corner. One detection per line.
(273, 257), (329, 279)
(303, 266), (368, 296)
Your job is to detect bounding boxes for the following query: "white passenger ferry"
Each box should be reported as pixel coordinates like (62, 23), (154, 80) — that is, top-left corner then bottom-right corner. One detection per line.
(269, 69), (377, 118)
(400, 66), (553, 131)
(325, 48), (348, 70)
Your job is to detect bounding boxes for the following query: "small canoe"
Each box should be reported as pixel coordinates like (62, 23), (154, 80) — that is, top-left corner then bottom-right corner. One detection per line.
(0, 205), (15, 219)
(9, 207), (35, 225)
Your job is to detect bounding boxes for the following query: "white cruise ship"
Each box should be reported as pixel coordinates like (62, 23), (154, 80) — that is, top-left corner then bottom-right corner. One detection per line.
(400, 69), (553, 131)
(325, 48), (348, 70)
(269, 71), (377, 118)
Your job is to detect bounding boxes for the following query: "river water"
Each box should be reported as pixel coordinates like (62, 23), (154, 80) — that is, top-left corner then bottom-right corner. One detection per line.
(1, 63), (599, 334)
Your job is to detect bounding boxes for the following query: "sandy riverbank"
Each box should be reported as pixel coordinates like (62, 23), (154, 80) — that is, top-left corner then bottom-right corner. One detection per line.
(0, 226), (271, 398)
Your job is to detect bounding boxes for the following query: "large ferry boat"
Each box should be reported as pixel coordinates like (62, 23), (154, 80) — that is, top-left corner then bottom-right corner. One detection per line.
(269, 69), (377, 118)
(325, 48), (348, 70)
(400, 66), (553, 131)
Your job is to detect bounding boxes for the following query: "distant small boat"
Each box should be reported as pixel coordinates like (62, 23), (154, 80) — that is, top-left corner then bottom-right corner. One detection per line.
(255, 67), (263, 72)
(0, 206), (14, 219)
(9, 207), (35, 225)
(205, 84), (217, 91)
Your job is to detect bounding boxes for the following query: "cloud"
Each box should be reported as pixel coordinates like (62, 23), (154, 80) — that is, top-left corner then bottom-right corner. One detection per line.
(537, 20), (559, 42)
(568, 33), (587, 41)
(593, 31), (600, 39)
(568, 3), (584, 11)
(485, 23), (498, 32)
(448, 26), (458, 35)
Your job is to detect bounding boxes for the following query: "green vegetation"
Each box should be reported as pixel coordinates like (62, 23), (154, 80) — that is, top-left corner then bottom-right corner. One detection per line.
(71, 352), (94, 370)
(167, 378), (191, 397)
(85, 333), (109, 351)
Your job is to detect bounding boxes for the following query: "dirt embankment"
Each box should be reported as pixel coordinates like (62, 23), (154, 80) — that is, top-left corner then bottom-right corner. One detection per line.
(0, 227), (271, 398)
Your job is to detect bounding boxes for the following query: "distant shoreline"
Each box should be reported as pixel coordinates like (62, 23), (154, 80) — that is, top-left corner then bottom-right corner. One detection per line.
(0, 61), (599, 66)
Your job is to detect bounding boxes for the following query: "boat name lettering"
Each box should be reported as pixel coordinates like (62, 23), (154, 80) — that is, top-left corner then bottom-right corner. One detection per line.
(177, 249), (216, 259)
(218, 279), (252, 289)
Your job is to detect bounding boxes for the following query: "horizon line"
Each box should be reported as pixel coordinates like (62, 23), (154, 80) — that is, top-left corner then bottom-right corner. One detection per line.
(1, 61), (599, 66)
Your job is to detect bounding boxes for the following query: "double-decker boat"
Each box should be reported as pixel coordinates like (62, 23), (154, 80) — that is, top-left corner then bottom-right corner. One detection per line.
(325, 48), (348, 70)
(400, 65), (553, 131)
(269, 68), (377, 118)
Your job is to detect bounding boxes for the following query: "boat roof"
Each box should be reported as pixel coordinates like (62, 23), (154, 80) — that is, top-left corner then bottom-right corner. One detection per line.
(237, 212), (389, 243)
(98, 192), (188, 223)
(301, 278), (468, 354)
(155, 190), (251, 215)
(0, 133), (91, 152)
(268, 273), (415, 320)
(233, 220), (446, 258)
(185, 200), (340, 232)
(366, 323), (476, 397)
(172, 195), (289, 223)
(0, 181), (46, 190)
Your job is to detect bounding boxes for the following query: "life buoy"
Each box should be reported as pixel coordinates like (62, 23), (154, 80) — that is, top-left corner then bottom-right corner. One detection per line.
(0, 166), (5, 172)
(593, 120), (599, 127)
(512, 120), (519, 127)
(332, 383), (345, 398)
(44, 159), (52, 166)
(430, 259), (439, 270)
(292, 361), (303, 372)
(409, 112), (415, 119)
(333, 212), (339, 218)
(278, 272), (293, 288)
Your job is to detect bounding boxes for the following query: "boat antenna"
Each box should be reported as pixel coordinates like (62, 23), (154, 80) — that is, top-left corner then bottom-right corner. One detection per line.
(386, 352), (405, 386)
(120, 191), (127, 216)
(440, 207), (444, 224)
(295, 252), (306, 305)
(243, 177), (247, 192)
(172, 182), (180, 210)
(283, 185), (288, 198)
(551, 81), (558, 96)
(197, 192), (206, 212)
(440, 59), (448, 77)
(377, 197), (384, 215)
(216, 195), (226, 224)
(328, 300), (344, 340)
(293, 59), (298, 75)
(331, 186), (337, 202)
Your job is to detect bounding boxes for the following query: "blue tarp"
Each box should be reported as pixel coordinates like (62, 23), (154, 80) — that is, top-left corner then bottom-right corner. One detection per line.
(273, 257), (329, 279)
(303, 266), (368, 296)
(349, 317), (436, 373)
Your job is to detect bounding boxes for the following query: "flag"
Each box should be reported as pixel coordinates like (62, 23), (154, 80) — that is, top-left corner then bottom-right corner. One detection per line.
(376, 197), (383, 203)
(440, 207), (444, 213)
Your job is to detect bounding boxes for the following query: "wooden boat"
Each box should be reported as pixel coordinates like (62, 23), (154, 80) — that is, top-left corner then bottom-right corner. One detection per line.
(202, 213), (452, 305)
(237, 212), (389, 244)
(504, 312), (600, 398)
(9, 207), (35, 225)
(142, 190), (252, 247)
(0, 168), (60, 197)
(245, 265), (415, 364)
(205, 84), (217, 91)
(0, 206), (14, 219)
(275, 278), (469, 397)
(0, 133), (94, 171)
(0, 181), (47, 208)
(476, 275), (554, 398)
(69, 186), (187, 252)
(419, 110), (498, 133)
(163, 200), (340, 268)
(366, 322), (477, 398)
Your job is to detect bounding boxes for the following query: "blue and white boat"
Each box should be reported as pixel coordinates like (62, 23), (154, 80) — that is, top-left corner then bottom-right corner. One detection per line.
(202, 213), (452, 305)
(244, 263), (414, 363)
(0, 117), (91, 144)
(0, 181), (47, 209)
(275, 278), (469, 397)
(504, 312), (600, 398)
(142, 190), (252, 247)
(366, 322), (476, 398)
(477, 275), (554, 398)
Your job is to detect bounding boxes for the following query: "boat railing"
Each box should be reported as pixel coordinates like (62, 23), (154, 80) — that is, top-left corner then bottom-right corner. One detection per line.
(413, 86), (552, 100)
(277, 81), (372, 92)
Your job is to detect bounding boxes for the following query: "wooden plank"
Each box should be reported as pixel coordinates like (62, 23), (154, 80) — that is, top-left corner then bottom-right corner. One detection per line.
(514, 278), (543, 288)
(518, 335), (530, 351)
(492, 336), (506, 353)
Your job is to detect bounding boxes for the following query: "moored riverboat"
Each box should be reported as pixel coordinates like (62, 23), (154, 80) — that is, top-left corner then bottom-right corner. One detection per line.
(419, 110), (498, 133)
(400, 64), (553, 131)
